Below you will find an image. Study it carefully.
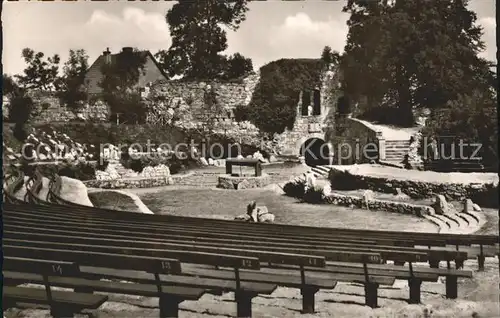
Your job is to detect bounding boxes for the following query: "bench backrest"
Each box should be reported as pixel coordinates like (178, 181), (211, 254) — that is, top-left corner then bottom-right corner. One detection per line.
(3, 256), (81, 277)
(3, 245), (183, 275)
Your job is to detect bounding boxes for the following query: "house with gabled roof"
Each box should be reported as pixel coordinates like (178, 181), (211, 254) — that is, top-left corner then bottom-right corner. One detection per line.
(84, 47), (168, 95)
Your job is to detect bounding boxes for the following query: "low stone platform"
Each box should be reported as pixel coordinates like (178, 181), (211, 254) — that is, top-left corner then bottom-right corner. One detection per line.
(217, 174), (271, 190)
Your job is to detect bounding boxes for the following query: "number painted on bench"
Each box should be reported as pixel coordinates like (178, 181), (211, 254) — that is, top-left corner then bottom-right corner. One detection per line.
(161, 261), (171, 270)
(369, 255), (380, 263)
(52, 264), (63, 275)
(241, 259), (254, 268)
(307, 258), (318, 266)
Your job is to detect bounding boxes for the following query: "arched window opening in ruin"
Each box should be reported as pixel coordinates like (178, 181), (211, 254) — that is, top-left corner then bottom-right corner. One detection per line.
(337, 96), (350, 115)
(300, 138), (330, 167)
(301, 90), (311, 116)
(313, 89), (321, 115)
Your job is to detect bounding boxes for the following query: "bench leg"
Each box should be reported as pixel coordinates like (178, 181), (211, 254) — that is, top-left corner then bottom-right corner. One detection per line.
(301, 287), (319, 314)
(51, 305), (76, 318)
(429, 260), (440, 268)
(455, 259), (464, 269)
(445, 276), (458, 299)
(159, 295), (181, 318)
(477, 255), (485, 271)
(394, 261), (405, 266)
(364, 283), (379, 308)
(408, 279), (422, 304)
(235, 291), (254, 318)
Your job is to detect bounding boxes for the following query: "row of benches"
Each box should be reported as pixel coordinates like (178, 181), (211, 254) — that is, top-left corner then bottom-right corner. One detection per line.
(3, 168), (499, 317)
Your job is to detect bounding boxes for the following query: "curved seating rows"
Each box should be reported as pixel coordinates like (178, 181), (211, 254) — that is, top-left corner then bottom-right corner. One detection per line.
(3, 167), (499, 318)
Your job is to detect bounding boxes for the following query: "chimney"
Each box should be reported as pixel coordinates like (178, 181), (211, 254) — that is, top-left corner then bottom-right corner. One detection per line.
(122, 47), (133, 54)
(103, 47), (111, 64)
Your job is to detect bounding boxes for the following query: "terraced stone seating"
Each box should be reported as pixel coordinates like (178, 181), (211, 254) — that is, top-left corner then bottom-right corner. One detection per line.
(4, 170), (499, 316)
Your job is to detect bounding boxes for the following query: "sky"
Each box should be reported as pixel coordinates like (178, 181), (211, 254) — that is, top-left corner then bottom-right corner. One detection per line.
(2, 0), (497, 76)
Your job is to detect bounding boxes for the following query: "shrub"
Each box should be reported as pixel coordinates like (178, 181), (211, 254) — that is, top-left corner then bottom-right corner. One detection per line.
(283, 179), (306, 198)
(303, 185), (325, 204)
(469, 183), (499, 209)
(241, 58), (326, 134)
(329, 169), (361, 190)
(58, 162), (96, 181)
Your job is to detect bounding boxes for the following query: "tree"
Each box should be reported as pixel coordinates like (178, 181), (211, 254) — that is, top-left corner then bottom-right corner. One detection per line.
(99, 48), (148, 124)
(156, 0), (251, 80)
(56, 49), (89, 111)
(2, 74), (20, 96)
(15, 48), (60, 91)
(320, 46), (341, 66)
(222, 53), (253, 80)
(341, 0), (494, 126)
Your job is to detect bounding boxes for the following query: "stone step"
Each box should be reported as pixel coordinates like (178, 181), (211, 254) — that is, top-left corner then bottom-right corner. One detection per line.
(423, 215), (446, 232)
(386, 140), (411, 144)
(455, 212), (477, 227)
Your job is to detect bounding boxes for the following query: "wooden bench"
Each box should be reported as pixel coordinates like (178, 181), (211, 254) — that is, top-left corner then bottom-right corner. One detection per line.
(8, 206), (468, 267)
(2, 257), (108, 318)
(225, 158), (262, 177)
(4, 203), (491, 309)
(24, 170), (48, 205)
(3, 171), (26, 204)
(3, 210), (403, 310)
(3, 244), (272, 317)
(4, 208), (478, 305)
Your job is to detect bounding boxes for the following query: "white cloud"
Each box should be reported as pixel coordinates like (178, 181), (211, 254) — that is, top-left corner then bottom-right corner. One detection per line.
(478, 17), (496, 63)
(83, 8), (171, 53)
(268, 13), (348, 56)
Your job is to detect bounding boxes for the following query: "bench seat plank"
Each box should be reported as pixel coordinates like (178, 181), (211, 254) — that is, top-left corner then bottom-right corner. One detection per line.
(76, 267), (278, 295)
(4, 271), (207, 300)
(179, 266), (337, 289)
(329, 261), (474, 278)
(3, 285), (108, 308)
(253, 267), (396, 286)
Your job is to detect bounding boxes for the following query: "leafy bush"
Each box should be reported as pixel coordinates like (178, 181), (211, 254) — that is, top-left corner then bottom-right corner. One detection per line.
(58, 162), (96, 181)
(469, 183), (499, 209)
(238, 58), (326, 134)
(329, 169), (361, 191)
(420, 90), (497, 170)
(283, 179), (306, 198)
(358, 105), (411, 126)
(303, 185), (325, 204)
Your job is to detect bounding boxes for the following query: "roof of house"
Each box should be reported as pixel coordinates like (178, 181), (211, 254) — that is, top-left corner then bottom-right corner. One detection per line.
(85, 48), (168, 94)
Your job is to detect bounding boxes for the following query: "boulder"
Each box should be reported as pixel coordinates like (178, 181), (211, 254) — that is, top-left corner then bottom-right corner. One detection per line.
(199, 157), (209, 166)
(237, 180), (250, 190)
(208, 158), (214, 165)
(472, 203), (482, 212)
(395, 188), (411, 201)
(463, 198), (474, 213)
(269, 155), (278, 163)
(363, 189), (375, 202)
(432, 194), (449, 215)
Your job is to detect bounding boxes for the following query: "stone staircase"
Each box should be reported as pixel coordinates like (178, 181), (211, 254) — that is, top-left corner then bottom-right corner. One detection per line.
(383, 140), (411, 166)
(310, 165), (331, 179)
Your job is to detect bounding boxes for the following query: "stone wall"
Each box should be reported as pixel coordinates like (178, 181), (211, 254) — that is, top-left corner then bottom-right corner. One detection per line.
(11, 91), (111, 123)
(324, 192), (434, 217)
(330, 117), (381, 164)
(144, 72), (260, 127)
(217, 174), (271, 190)
(328, 167), (499, 206)
(277, 66), (342, 156)
(84, 172), (193, 189)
